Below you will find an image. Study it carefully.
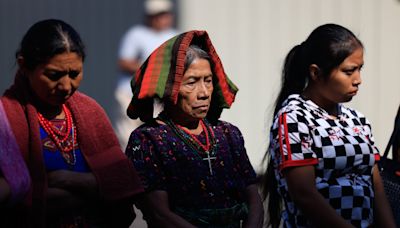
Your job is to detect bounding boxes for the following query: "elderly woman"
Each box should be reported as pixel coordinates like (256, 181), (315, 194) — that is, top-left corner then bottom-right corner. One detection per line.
(125, 30), (263, 227)
(1, 19), (143, 227)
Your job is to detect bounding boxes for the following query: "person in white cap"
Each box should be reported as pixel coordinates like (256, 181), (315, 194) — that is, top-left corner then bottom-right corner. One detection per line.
(115, 0), (178, 149)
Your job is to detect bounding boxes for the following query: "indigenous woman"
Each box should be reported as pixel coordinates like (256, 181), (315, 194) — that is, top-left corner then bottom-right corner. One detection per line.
(1, 19), (143, 227)
(125, 30), (264, 227)
(262, 24), (395, 228)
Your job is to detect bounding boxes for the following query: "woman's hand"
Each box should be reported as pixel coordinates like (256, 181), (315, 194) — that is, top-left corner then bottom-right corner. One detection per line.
(46, 187), (86, 216)
(47, 170), (98, 198)
(136, 190), (196, 228)
(243, 184), (264, 228)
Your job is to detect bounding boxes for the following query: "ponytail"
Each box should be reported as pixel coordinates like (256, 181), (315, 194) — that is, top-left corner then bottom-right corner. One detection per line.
(262, 43), (308, 228)
(273, 43), (309, 116)
(261, 153), (282, 228)
(262, 23), (363, 227)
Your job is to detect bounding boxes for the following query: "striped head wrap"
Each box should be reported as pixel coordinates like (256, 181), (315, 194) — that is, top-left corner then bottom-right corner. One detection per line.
(127, 30), (238, 122)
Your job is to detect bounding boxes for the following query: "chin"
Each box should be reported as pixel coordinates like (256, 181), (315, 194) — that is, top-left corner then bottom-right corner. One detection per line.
(192, 113), (208, 120)
(342, 96), (353, 103)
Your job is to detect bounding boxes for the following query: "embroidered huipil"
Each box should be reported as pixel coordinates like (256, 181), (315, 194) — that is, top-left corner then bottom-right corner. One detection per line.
(269, 94), (380, 228)
(126, 120), (256, 211)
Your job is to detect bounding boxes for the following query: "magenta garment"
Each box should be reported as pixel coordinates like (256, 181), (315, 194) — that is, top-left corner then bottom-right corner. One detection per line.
(0, 100), (31, 204)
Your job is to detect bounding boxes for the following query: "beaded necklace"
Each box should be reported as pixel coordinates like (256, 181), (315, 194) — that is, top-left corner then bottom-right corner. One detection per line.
(37, 104), (77, 166)
(159, 113), (217, 175)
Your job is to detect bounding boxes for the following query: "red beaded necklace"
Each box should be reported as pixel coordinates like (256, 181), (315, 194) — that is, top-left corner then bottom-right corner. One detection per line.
(162, 116), (217, 175)
(177, 120), (212, 152)
(37, 104), (77, 165)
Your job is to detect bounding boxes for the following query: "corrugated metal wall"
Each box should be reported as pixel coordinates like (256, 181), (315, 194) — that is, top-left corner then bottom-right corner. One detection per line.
(179, 0), (400, 171)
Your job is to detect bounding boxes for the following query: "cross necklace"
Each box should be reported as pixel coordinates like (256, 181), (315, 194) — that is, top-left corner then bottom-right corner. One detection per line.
(160, 114), (217, 175)
(203, 150), (216, 175)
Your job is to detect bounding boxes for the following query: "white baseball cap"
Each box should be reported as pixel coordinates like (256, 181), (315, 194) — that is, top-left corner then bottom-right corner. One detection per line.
(145, 0), (173, 15)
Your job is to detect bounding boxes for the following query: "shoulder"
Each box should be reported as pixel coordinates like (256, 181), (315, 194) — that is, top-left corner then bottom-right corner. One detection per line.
(341, 105), (370, 125)
(279, 94), (308, 114)
(124, 25), (150, 37)
(213, 120), (244, 141)
(275, 95), (309, 122)
(214, 120), (240, 132)
(69, 92), (103, 111)
(342, 105), (366, 118)
(129, 121), (166, 140)
(71, 91), (97, 103)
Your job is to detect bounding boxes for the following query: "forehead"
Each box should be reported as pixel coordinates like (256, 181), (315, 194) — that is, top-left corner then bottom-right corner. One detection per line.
(340, 47), (364, 66)
(183, 58), (212, 77)
(42, 52), (83, 70)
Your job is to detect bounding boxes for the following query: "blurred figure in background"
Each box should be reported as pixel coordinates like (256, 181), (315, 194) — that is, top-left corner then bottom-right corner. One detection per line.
(115, 0), (178, 148)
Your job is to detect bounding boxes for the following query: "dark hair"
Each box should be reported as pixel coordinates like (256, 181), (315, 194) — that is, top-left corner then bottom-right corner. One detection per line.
(273, 23), (363, 116)
(16, 19), (85, 70)
(262, 23), (363, 228)
(184, 44), (211, 72)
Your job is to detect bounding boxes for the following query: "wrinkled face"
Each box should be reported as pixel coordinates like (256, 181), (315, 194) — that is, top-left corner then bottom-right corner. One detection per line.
(177, 58), (213, 121)
(27, 52), (83, 106)
(316, 47), (363, 103)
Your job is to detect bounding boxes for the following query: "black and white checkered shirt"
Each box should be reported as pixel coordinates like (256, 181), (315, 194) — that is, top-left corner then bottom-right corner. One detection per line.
(270, 94), (380, 228)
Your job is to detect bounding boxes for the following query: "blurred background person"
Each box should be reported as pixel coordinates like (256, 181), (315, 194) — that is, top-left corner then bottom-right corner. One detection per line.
(115, 0), (178, 149)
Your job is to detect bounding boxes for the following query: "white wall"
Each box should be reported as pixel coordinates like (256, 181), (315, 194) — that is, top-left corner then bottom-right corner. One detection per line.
(178, 0), (400, 172)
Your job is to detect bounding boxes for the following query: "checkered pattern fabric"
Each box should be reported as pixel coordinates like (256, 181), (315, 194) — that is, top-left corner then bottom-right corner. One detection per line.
(269, 94), (380, 228)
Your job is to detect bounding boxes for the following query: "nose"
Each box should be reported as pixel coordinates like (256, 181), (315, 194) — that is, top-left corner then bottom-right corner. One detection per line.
(197, 81), (210, 99)
(57, 75), (72, 93)
(353, 70), (362, 86)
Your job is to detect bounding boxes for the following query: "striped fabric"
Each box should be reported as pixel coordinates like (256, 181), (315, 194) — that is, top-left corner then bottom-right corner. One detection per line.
(127, 30), (238, 122)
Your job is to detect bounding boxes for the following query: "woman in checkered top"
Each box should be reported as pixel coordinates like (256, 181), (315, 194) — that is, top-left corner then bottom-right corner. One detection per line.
(262, 24), (395, 228)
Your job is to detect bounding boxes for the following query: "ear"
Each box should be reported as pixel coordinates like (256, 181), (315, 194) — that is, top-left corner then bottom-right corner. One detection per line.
(17, 56), (25, 69)
(309, 64), (320, 81)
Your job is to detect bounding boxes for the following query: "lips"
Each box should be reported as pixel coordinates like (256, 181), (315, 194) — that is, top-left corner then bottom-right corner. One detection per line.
(194, 105), (209, 110)
(349, 90), (358, 95)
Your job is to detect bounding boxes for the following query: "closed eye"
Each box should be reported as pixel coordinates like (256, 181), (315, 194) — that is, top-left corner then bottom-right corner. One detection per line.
(69, 71), (81, 78)
(44, 71), (66, 81)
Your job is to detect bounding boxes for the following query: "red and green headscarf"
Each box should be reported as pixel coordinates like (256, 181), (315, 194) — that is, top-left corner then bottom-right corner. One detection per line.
(127, 30), (238, 123)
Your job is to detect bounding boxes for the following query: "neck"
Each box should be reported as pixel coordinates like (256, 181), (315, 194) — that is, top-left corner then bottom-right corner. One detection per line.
(36, 103), (64, 120)
(302, 88), (338, 116)
(29, 89), (64, 119)
(162, 110), (202, 133)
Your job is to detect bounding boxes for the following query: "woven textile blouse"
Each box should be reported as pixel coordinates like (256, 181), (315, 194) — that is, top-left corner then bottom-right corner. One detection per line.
(270, 94), (380, 228)
(126, 120), (256, 210)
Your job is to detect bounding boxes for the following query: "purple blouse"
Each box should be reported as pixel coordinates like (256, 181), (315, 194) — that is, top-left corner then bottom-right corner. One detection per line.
(126, 120), (256, 210)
